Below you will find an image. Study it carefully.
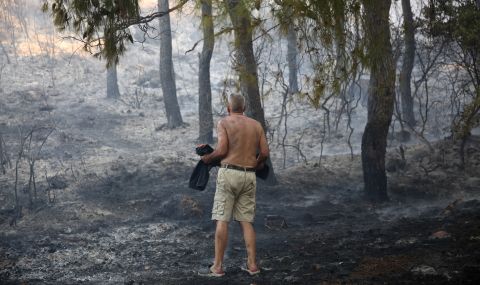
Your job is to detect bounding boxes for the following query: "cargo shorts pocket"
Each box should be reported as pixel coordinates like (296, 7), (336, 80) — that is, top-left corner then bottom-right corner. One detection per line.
(212, 197), (226, 215)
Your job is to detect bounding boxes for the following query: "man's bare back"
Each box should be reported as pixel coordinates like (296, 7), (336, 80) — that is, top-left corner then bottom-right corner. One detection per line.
(201, 113), (269, 169)
(219, 114), (267, 168)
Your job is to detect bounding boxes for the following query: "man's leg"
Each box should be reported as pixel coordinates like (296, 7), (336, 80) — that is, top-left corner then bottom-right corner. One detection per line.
(240, 221), (258, 270)
(213, 220), (229, 270)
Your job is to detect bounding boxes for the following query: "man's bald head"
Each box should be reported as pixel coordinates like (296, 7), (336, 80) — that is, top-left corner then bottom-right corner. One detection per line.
(228, 93), (246, 113)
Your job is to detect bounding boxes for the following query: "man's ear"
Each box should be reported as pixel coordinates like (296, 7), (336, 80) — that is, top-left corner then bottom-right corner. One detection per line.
(227, 105), (231, 114)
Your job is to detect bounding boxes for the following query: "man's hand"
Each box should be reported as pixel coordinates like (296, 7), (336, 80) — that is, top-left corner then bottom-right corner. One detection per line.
(201, 154), (211, 164)
(197, 144), (212, 164)
(255, 161), (265, 170)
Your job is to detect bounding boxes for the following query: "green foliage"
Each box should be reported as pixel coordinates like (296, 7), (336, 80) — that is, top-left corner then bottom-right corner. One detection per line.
(422, 1), (480, 141)
(273, 0), (365, 106)
(42, 0), (140, 66)
(422, 0), (480, 51)
(454, 89), (480, 141)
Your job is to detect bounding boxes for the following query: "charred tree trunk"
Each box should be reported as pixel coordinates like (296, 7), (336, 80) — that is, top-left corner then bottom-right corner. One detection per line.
(333, 3), (347, 98)
(399, 0), (416, 127)
(225, 0), (265, 124)
(361, 0), (396, 202)
(198, 0), (214, 144)
(106, 63), (120, 99)
(158, 0), (183, 128)
(286, 22), (298, 94)
(0, 42), (10, 64)
(225, 0), (277, 185)
(0, 134), (10, 175)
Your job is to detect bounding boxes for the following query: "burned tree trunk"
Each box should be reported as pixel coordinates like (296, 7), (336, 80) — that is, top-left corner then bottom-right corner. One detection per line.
(225, 0), (265, 124)
(0, 133), (10, 175)
(198, 0), (214, 144)
(106, 63), (120, 99)
(361, 0), (396, 202)
(225, 0), (277, 185)
(158, 0), (183, 128)
(0, 42), (10, 64)
(286, 21), (298, 94)
(399, 0), (416, 127)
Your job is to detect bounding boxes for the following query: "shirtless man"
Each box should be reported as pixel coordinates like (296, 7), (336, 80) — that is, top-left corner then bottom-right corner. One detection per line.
(199, 93), (269, 277)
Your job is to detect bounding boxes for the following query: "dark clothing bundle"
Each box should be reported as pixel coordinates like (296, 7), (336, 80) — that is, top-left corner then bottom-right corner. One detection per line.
(188, 160), (219, 191)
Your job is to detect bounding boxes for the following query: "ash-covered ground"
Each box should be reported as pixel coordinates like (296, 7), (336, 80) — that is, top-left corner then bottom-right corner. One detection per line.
(0, 57), (479, 284)
(1, 123), (480, 284)
(0, 54), (479, 284)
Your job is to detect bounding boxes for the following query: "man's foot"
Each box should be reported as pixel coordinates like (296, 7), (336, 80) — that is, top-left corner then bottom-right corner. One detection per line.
(241, 264), (260, 275)
(198, 265), (225, 277)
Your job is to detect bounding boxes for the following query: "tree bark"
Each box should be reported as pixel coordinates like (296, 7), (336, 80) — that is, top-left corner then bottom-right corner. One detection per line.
(0, 134), (9, 175)
(198, 0), (214, 144)
(286, 21), (298, 94)
(333, 3), (347, 102)
(361, 0), (396, 202)
(399, 0), (416, 127)
(158, 0), (183, 128)
(0, 42), (10, 64)
(106, 63), (120, 99)
(225, 0), (265, 124)
(225, 0), (277, 185)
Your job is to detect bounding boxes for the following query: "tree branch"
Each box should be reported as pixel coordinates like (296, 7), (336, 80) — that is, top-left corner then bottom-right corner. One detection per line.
(185, 27), (234, 54)
(115, 0), (191, 31)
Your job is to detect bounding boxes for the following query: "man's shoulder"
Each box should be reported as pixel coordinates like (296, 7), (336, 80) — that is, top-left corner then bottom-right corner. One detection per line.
(241, 117), (263, 133)
(243, 116), (261, 125)
(217, 117), (228, 126)
(221, 115), (261, 129)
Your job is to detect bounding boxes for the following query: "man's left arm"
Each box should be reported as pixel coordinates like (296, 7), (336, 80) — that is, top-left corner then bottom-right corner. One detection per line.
(201, 120), (228, 164)
(256, 124), (269, 169)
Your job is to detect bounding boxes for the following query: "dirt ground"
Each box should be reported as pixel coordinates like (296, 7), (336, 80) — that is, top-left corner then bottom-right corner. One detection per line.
(1, 135), (480, 284)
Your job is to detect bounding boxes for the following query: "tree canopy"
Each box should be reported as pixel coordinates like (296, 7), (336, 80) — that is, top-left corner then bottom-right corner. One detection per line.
(42, 0), (189, 66)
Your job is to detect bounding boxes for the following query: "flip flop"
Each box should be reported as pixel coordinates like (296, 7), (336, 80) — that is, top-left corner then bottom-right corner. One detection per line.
(198, 265), (225, 277)
(241, 264), (261, 276)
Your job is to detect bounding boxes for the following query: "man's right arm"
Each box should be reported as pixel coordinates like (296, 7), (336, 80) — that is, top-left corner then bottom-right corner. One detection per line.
(256, 124), (269, 169)
(201, 120), (228, 164)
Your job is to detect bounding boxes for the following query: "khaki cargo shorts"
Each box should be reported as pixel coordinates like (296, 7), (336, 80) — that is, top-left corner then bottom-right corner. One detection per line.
(212, 167), (257, 223)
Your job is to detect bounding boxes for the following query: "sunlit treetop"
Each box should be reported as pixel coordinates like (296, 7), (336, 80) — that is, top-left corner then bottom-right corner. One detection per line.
(42, 0), (189, 66)
(42, 0), (142, 66)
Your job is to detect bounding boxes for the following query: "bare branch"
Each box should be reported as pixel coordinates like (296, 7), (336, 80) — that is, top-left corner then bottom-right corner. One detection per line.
(185, 27), (234, 54)
(115, 0), (191, 32)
